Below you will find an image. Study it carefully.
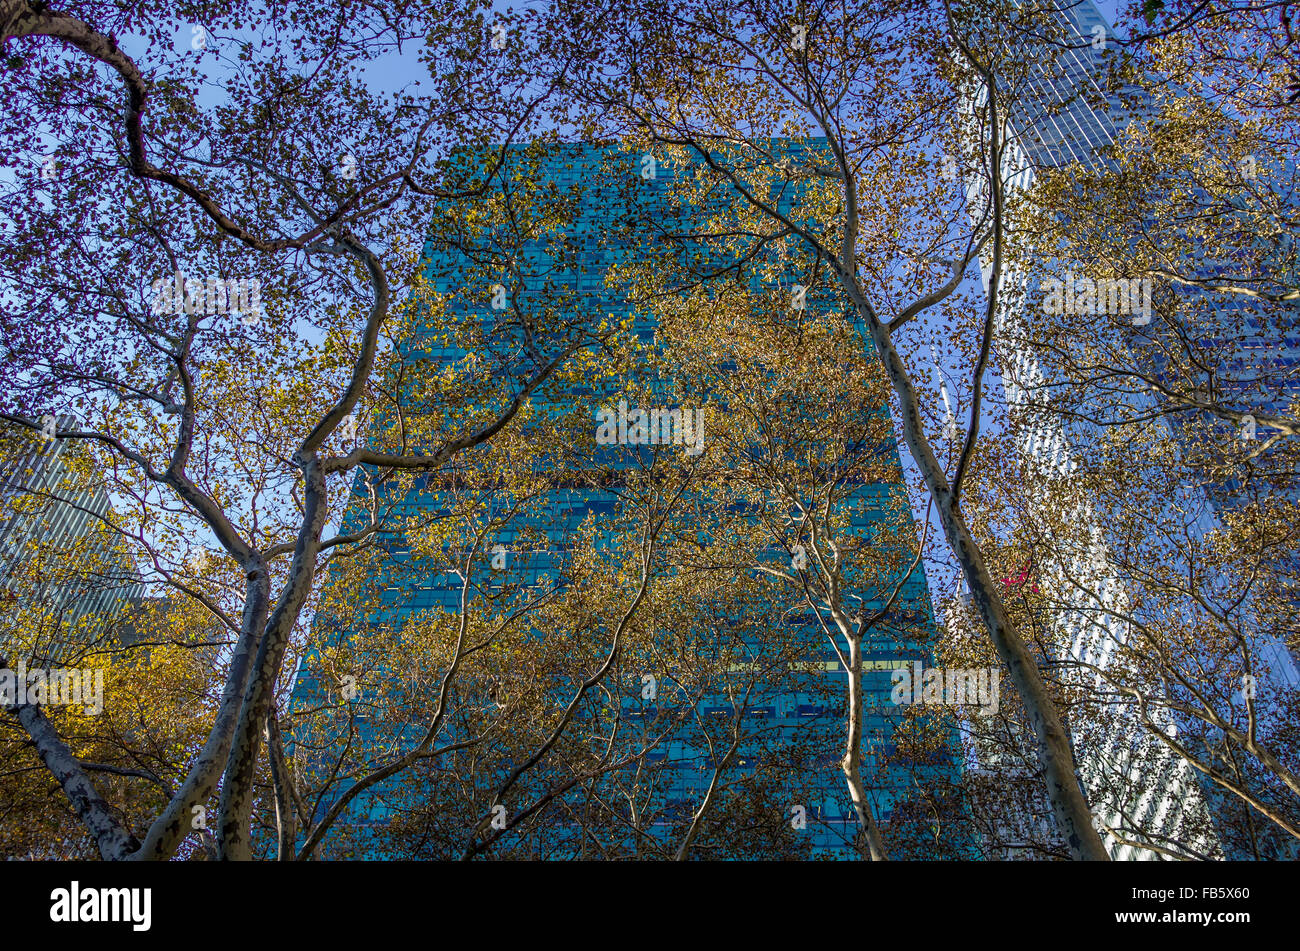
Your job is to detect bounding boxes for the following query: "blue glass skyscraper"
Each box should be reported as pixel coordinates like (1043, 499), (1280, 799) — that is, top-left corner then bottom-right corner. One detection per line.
(289, 141), (968, 859)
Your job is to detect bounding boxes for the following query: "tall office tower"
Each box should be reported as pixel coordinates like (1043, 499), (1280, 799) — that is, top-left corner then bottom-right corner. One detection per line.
(290, 142), (968, 859)
(0, 417), (142, 666)
(961, 1), (1299, 858)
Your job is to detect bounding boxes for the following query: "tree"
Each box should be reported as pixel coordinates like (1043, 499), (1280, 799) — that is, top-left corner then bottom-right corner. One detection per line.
(557, 0), (1109, 858)
(959, 0), (1300, 856)
(0, 0), (609, 859)
(908, 0), (1300, 859)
